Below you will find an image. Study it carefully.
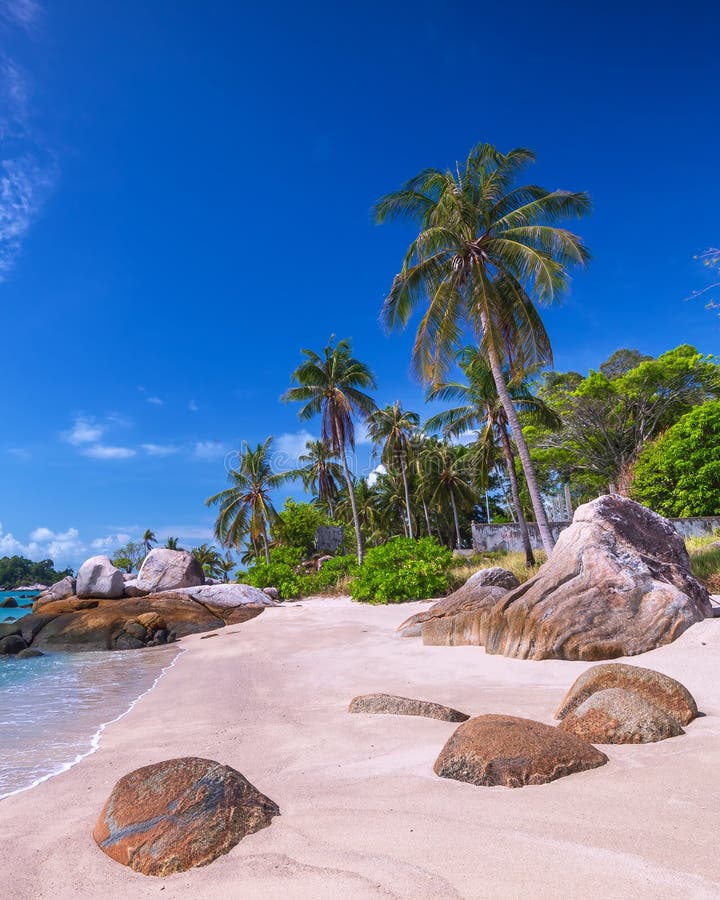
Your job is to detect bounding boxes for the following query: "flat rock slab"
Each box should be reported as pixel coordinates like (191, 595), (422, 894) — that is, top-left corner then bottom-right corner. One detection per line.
(434, 714), (608, 788)
(558, 687), (684, 744)
(349, 693), (469, 722)
(93, 757), (279, 876)
(555, 663), (698, 725)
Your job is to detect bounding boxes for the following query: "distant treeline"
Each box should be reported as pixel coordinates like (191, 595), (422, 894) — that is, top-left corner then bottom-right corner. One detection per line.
(0, 555), (73, 590)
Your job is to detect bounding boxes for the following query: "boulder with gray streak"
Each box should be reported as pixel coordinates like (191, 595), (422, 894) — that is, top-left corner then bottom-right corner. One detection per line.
(76, 556), (125, 599)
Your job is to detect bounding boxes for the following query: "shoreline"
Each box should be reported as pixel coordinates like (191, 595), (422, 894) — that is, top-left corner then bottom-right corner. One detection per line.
(2, 597), (719, 898)
(0, 644), (182, 801)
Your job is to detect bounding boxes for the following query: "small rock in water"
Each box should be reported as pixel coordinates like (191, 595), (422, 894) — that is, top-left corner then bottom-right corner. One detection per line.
(93, 757), (280, 875)
(0, 634), (28, 655)
(0, 597), (18, 608)
(17, 648), (44, 659)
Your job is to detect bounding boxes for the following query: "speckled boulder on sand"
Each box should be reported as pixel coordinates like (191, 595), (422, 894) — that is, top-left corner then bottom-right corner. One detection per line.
(555, 662), (698, 725)
(93, 757), (279, 876)
(349, 693), (469, 722)
(134, 549), (205, 594)
(423, 495), (711, 660)
(434, 714), (608, 788)
(558, 688), (685, 744)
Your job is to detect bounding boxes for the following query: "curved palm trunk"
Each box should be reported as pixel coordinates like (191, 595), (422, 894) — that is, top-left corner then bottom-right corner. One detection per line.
(483, 334), (555, 557)
(498, 425), (535, 567)
(340, 449), (364, 564)
(421, 497), (432, 536)
(449, 485), (461, 549)
(261, 521), (271, 565)
(400, 454), (414, 539)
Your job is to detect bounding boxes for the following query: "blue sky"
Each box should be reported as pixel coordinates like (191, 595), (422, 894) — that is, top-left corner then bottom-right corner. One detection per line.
(1, 0), (718, 569)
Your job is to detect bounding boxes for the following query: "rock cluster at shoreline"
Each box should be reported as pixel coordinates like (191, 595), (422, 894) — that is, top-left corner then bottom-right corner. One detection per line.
(0, 549), (279, 655)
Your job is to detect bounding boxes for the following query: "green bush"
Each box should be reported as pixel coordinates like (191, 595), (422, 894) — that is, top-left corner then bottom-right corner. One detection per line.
(271, 499), (333, 556)
(307, 554), (358, 592)
(239, 547), (305, 599)
(631, 401), (720, 517)
(348, 537), (453, 604)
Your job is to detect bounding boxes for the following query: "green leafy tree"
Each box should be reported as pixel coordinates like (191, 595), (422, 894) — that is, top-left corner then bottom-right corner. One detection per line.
(192, 543), (223, 579)
(367, 402), (420, 539)
(534, 344), (720, 494)
(374, 142), (590, 556)
(630, 401), (720, 516)
(283, 337), (377, 563)
(271, 498), (331, 556)
(206, 437), (287, 563)
(0, 556), (73, 589)
(111, 540), (145, 573)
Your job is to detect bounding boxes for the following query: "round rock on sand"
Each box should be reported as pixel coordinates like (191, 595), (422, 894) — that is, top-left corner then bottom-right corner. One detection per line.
(434, 714), (608, 788)
(134, 549), (205, 594)
(558, 687), (684, 744)
(93, 757), (280, 876)
(555, 663), (698, 725)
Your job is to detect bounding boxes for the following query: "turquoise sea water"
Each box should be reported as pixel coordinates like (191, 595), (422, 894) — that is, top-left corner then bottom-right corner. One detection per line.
(0, 643), (180, 799)
(0, 589), (39, 622)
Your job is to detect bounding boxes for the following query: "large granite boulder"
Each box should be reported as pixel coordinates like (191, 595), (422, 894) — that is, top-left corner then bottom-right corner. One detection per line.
(93, 757), (279, 875)
(434, 714), (608, 788)
(555, 663), (698, 725)
(558, 688), (685, 744)
(0, 596), (18, 608)
(423, 496), (712, 660)
(76, 556), (125, 599)
(135, 549), (204, 594)
(348, 693), (469, 722)
(17, 592), (265, 652)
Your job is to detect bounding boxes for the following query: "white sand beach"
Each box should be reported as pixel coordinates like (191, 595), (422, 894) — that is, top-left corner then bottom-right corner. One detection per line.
(2, 597), (719, 899)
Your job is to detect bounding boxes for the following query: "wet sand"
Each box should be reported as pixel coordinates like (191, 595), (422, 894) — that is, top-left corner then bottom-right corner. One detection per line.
(2, 597), (719, 899)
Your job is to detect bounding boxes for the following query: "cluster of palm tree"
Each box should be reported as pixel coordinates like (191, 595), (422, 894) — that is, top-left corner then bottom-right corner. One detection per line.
(205, 142), (589, 566)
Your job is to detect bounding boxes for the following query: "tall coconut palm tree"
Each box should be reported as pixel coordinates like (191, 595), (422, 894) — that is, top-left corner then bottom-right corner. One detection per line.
(283, 338), (377, 563)
(164, 536), (181, 550)
(288, 438), (344, 517)
(206, 437), (286, 564)
(374, 143), (589, 556)
(217, 552), (237, 583)
(192, 543), (223, 579)
(367, 402), (420, 538)
(426, 348), (561, 566)
(420, 439), (475, 549)
(142, 529), (157, 556)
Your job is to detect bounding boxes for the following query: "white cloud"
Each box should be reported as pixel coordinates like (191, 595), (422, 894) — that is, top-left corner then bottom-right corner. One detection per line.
(62, 416), (105, 446)
(0, 156), (53, 279)
(367, 463), (386, 487)
(274, 429), (315, 463)
(0, 0), (42, 31)
(6, 447), (29, 458)
(355, 422), (373, 446)
(80, 444), (136, 460)
(141, 443), (178, 457)
(90, 532), (130, 551)
(194, 440), (228, 461)
(188, 400), (199, 412)
(449, 430), (477, 447)
(147, 396), (163, 406)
